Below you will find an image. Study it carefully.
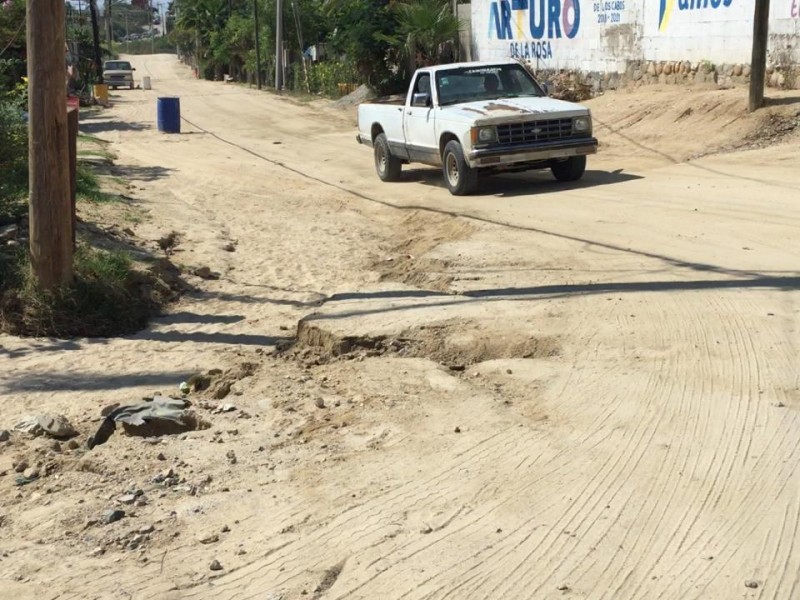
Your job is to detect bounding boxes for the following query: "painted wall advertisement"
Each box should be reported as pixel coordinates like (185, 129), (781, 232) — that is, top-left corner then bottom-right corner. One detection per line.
(471, 0), (800, 72)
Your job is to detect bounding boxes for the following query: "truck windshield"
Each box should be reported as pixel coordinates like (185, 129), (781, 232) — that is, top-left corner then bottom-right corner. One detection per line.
(436, 64), (545, 107)
(105, 62), (132, 70)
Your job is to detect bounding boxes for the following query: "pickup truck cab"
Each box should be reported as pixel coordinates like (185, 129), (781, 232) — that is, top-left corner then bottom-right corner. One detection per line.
(103, 60), (136, 90)
(357, 60), (598, 195)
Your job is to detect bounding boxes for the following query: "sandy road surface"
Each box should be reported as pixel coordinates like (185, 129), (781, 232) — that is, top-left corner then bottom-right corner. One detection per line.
(1, 54), (799, 600)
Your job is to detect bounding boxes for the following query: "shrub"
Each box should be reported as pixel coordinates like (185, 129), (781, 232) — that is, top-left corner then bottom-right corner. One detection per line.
(0, 245), (175, 337)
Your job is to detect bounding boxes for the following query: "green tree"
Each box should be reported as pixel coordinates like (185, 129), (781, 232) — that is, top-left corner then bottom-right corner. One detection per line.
(378, 0), (458, 71)
(0, 0), (27, 93)
(324, 0), (398, 91)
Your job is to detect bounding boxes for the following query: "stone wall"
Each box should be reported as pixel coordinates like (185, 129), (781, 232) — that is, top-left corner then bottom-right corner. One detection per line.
(536, 61), (800, 97)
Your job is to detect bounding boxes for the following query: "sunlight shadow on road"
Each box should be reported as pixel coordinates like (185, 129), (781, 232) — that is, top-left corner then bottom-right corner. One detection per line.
(400, 168), (643, 197)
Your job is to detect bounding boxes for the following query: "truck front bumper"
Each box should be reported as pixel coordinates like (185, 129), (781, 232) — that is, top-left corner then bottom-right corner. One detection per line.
(468, 137), (598, 168)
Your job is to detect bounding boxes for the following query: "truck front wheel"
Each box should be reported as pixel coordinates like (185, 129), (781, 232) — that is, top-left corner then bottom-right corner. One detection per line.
(374, 133), (402, 182)
(550, 155), (587, 182)
(442, 140), (478, 196)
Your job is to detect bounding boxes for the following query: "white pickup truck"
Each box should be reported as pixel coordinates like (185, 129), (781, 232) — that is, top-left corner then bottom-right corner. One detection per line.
(356, 60), (598, 195)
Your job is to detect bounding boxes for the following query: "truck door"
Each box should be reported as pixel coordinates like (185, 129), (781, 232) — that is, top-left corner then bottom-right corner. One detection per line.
(403, 73), (440, 165)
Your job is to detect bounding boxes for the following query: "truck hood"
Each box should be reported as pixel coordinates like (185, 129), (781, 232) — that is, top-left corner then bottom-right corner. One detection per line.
(441, 96), (588, 125)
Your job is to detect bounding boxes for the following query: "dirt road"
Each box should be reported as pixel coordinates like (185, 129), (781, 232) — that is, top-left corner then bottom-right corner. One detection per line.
(1, 54), (798, 600)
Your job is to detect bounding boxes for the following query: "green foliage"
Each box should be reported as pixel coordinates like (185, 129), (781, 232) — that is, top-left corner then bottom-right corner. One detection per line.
(122, 36), (177, 55)
(295, 59), (359, 97)
(0, 99), (28, 224)
(0, 245), (165, 337)
(377, 0), (458, 70)
(325, 0), (398, 90)
(76, 164), (118, 203)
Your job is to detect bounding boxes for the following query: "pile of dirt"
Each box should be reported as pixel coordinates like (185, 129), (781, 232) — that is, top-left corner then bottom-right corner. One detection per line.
(332, 84), (376, 109)
(284, 318), (560, 369)
(372, 211), (475, 292)
(587, 86), (800, 163)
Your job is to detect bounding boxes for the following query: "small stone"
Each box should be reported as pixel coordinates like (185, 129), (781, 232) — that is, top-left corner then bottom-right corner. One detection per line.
(13, 458), (28, 473)
(200, 533), (220, 544)
(454, 426), (461, 433)
(226, 450), (237, 465)
(117, 494), (137, 505)
(222, 243), (236, 252)
(193, 266), (219, 280)
(209, 559), (223, 571)
(221, 525), (230, 533)
(139, 524), (155, 534)
(0, 430), (10, 442)
(156, 452), (166, 461)
(557, 584), (570, 591)
(90, 546), (105, 557)
(23, 467), (40, 480)
(745, 580), (760, 589)
(39, 414), (78, 438)
(420, 525), (433, 534)
(103, 509), (125, 524)
(314, 397), (325, 409)
(235, 548), (246, 555)
(67, 439), (80, 450)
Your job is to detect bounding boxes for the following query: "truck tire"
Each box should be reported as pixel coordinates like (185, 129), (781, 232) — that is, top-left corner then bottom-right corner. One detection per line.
(374, 133), (402, 182)
(550, 156), (587, 182)
(442, 140), (478, 196)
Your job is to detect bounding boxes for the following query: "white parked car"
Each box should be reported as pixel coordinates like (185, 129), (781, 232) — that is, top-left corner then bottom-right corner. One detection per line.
(357, 60), (598, 195)
(103, 60), (136, 90)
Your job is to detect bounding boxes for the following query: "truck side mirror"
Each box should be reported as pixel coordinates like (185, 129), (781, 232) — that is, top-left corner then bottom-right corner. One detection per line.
(411, 93), (431, 108)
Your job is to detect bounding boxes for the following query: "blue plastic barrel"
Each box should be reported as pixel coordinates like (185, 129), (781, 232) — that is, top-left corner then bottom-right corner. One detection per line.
(157, 96), (180, 133)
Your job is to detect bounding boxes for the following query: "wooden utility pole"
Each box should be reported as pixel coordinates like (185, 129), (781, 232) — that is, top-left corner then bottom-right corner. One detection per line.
(749, 0), (771, 111)
(27, 0), (74, 289)
(274, 0), (282, 90)
(254, 0), (262, 89)
(89, 0), (103, 83)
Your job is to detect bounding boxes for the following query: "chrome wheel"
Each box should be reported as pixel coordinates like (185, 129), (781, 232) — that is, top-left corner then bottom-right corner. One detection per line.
(445, 152), (459, 187)
(375, 144), (387, 176)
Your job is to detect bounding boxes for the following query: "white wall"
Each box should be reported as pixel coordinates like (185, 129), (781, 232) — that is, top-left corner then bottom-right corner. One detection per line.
(471, 0), (800, 72)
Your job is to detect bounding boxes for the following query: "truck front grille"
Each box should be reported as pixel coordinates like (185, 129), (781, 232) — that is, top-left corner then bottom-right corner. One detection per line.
(496, 118), (574, 145)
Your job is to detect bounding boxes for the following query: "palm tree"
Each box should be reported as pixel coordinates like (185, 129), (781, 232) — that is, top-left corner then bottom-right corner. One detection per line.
(378, 0), (459, 71)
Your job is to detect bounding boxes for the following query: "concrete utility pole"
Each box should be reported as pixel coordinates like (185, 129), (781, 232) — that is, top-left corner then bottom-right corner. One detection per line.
(27, 0), (74, 289)
(275, 0), (283, 90)
(749, 0), (771, 111)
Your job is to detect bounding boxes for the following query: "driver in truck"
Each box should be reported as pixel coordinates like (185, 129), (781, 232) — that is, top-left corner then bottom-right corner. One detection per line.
(484, 73), (500, 93)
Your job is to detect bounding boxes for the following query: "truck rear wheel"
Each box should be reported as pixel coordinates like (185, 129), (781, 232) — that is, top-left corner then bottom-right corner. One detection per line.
(442, 140), (478, 196)
(374, 133), (402, 182)
(551, 155), (586, 182)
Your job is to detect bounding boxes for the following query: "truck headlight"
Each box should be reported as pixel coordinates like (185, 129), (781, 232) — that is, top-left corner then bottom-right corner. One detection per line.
(471, 126), (497, 145)
(573, 116), (591, 134)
